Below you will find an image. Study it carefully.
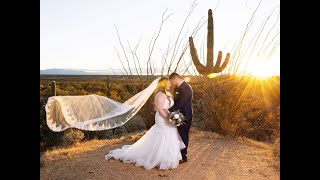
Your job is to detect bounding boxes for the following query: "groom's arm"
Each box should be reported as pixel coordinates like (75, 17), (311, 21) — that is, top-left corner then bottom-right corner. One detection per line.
(169, 86), (191, 111)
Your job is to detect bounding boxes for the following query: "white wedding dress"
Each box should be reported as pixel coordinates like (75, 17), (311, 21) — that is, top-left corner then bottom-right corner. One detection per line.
(105, 92), (186, 170)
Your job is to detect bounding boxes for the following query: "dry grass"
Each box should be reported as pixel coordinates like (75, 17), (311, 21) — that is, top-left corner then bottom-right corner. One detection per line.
(236, 135), (280, 172)
(272, 137), (280, 169)
(237, 136), (271, 149)
(41, 130), (147, 166)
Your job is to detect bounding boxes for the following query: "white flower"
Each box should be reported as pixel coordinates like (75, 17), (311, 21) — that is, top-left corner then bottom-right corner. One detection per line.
(174, 114), (180, 119)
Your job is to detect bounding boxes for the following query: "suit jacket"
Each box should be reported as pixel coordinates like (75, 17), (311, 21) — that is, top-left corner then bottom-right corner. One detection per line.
(169, 81), (193, 122)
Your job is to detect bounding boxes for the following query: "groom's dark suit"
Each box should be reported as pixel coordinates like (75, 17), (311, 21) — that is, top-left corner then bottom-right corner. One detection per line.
(169, 81), (193, 160)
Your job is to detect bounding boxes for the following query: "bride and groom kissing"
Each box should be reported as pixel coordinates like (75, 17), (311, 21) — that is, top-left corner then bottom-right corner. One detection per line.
(105, 73), (193, 170)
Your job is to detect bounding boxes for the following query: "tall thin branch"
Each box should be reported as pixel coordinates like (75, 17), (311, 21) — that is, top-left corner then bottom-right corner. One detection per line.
(114, 25), (133, 77)
(167, 1), (197, 74)
(172, 17), (206, 73)
(232, 0), (263, 76)
(108, 65), (117, 75)
(127, 40), (141, 76)
(238, 12), (273, 73)
(257, 10), (279, 56)
(114, 48), (129, 76)
(146, 9), (173, 80)
(134, 37), (143, 75)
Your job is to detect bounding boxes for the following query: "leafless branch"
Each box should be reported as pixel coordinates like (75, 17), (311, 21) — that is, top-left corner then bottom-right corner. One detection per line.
(239, 11), (274, 73)
(114, 25), (133, 77)
(145, 9), (173, 80)
(257, 10), (279, 56)
(114, 48), (129, 76)
(231, 0), (263, 75)
(167, 1), (197, 74)
(172, 17), (206, 74)
(212, 0), (220, 13)
(108, 65), (117, 75)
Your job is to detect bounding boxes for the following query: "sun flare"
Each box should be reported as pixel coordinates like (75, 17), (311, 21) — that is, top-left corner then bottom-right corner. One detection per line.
(247, 60), (277, 79)
(207, 73), (217, 79)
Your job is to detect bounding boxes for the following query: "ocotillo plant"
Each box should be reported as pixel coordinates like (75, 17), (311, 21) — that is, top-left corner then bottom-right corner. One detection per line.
(189, 9), (230, 76)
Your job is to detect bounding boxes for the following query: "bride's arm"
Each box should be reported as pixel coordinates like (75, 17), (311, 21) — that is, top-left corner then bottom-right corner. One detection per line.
(155, 93), (169, 119)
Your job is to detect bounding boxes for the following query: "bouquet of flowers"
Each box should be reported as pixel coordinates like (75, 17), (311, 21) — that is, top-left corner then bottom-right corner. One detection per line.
(168, 109), (186, 127)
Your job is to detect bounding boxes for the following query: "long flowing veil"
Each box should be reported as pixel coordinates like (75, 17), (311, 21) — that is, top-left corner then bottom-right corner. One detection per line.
(45, 77), (161, 132)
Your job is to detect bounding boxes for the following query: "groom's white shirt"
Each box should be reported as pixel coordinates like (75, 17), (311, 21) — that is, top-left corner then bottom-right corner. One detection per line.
(175, 80), (184, 95)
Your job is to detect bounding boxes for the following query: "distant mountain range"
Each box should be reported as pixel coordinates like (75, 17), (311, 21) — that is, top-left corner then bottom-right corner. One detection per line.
(40, 68), (156, 75)
(40, 68), (93, 75)
(40, 68), (121, 75)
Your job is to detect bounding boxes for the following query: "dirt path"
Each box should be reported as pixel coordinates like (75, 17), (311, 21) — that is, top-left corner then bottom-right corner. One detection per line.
(40, 129), (279, 180)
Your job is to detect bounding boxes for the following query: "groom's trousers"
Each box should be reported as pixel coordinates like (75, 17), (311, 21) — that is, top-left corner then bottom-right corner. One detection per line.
(177, 120), (191, 160)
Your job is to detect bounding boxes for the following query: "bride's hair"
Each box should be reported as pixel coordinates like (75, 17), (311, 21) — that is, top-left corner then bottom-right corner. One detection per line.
(154, 77), (171, 103)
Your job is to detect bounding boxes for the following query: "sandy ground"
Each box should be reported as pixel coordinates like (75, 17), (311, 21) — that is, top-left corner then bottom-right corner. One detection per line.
(40, 128), (279, 180)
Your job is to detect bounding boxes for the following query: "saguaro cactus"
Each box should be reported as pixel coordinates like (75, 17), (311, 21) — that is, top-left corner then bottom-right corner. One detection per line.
(51, 81), (56, 96)
(105, 76), (112, 96)
(189, 9), (230, 76)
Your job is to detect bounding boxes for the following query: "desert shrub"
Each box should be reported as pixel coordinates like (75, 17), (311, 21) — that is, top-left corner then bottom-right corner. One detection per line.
(230, 97), (279, 142)
(195, 76), (239, 132)
(40, 84), (46, 96)
(110, 83), (123, 93)
(56, 87), (69, 96)
(62, 128), (85, 146)
(40, 76), (279, 148)
(78, 89), (89, 95)
(133, 82), (145, 92)
(83, 129), (115, 140)
(120, 91), (133, 101)
(193, 75), (280, 142)
(110, 90), (121, 102)
(40, 83), (52, 97)
(191, 83), (206, 129)
(94, 91), (105, 96)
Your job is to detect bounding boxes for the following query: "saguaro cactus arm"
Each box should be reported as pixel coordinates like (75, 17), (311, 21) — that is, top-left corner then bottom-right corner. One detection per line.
(189, 37), (206, 75)
(213, 51), (230, 73)
(189, 9), (230, 76)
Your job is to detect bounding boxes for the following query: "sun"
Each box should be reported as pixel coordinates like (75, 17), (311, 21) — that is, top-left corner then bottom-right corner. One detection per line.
(247, 60), (277, 79)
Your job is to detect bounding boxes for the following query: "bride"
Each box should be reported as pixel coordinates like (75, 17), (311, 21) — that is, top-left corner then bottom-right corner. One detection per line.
(105, 77), (186, 170)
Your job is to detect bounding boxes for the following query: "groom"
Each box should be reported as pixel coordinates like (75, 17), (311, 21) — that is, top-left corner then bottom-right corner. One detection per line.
(168, 73), (193, 164)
